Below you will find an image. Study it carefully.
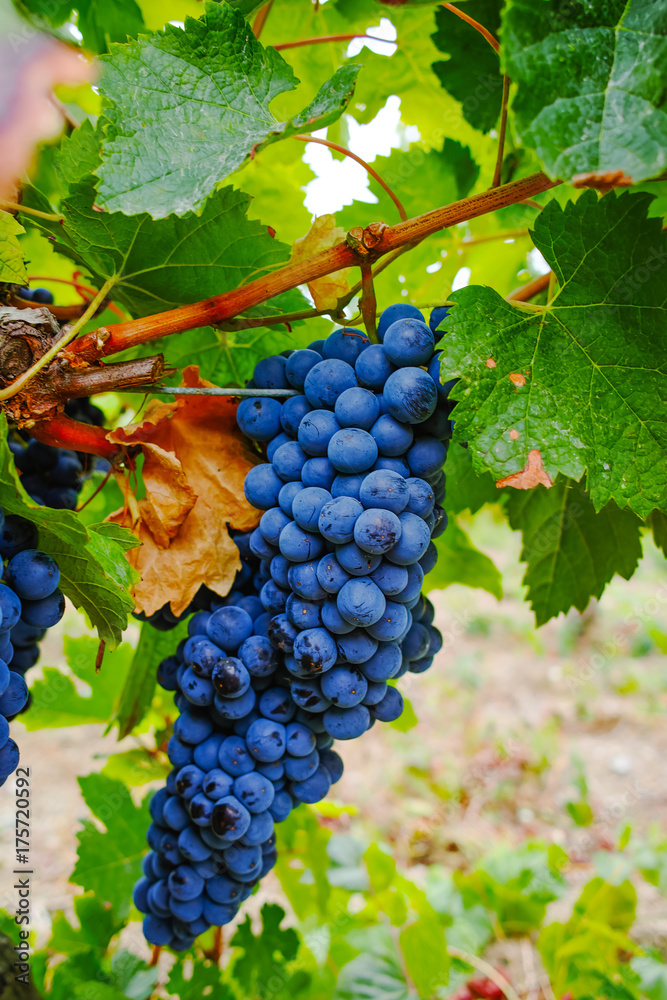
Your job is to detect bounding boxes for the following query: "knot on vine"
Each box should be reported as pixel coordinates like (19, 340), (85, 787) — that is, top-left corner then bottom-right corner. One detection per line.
(346, 222), (388, 257)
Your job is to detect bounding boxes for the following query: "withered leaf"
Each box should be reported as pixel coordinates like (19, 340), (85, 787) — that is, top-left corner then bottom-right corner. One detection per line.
(291, 215), (353, 311)
(107, 367), (260, 616)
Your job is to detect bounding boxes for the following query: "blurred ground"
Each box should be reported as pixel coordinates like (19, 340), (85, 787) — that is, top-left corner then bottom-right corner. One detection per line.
(1, 509), (666, 965)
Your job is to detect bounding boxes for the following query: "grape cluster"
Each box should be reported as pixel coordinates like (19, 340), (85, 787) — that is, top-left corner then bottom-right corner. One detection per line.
(0, 506), (65, 785)
(133, 532), (343, 949)
(134, 303), (451, 950)
(16, 286), (54, 305)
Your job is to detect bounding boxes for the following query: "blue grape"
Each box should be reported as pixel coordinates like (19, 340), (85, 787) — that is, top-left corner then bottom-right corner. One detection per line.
(267, 433), (291, 461)
(355, 344), (396, 389)
(359, 469), (409, 514)
(301, 457), (336, 490)
(211, 796), (252, 840)
(335, 387), (380, 430)
(320, 748), (344, 783)
(7, 550), (60, 600)
(254, 355), (289, 389)
(284, 749), (319, 781)
(258, 686), (295, 723)
(278, 481), (304, 516)
(370, 561), (408, 597)
(336, 629), (378, 665)
(336, 541), (381, 577)
(321, 598), (356, 635)
(286, 349), (322, 389)
(292, 487), (331, 531)
(322, 704), (370, 740)
(321, 667), (368, 707)
(385, 512), (431, 566)
(211, 657), (251, 698)
(280, 395), (312, 436)
(429, 305), (450, 334)
(337, 577), (386, 627)
(285, 721), (317, 757)
(207, 607), (253, 652)
(272, 441), (308, 482)
(286, 594), (323, 630)
(371, 685), (404, 722)
(322, 329), (370, 364)
(383, 318), (435, 367)
(233, 772), (275, 813)
(370, 414), (414, 457)
(330, 473), (365, 500)
(259, 507), (292, 546)
(419, 542), (438, 575)
(246, 718), (286, 762)
(290, 677), (330, 712)
(304, 359), (357, 409)
(317, 496), (363, 544)
(353, 508), (401, 555)
(244, 464), (283, 509)
(407, 437), (447, 478)
(328, 428), (378, 474)
(365, 601), (410, 641)
(287, 560), (326, 600)
(377, 303), (424, 341)
(279, 522), (324, 563)
(383, 368), (437, 424)
(293, 627), (338, 673)
(291, 763), (332, 803)
(316, 553), (351, 595)
(298, 410), (340, 456)
(237, 398), (282, 441)
(0, 586), (23, 631)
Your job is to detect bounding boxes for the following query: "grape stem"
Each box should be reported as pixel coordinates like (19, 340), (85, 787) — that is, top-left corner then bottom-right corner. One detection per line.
(0, 200), (64, 223)
(440, 3), (500, 53)
(359, 261), (379, 341)
(447, 947), (520, 1000)
(252, 1), (273, 38)
(274, 34), (395, 51)
(292, 135), (408, 221)
(491, 75), (511, 188)
(66, 171), (559, 362)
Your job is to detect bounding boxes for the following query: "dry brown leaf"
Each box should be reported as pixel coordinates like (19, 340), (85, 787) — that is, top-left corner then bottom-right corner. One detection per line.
(291, 215), (354, 310)
(107, 367), (261, 616)
(496, 448), (553, 490)
(0, 10), (93, 199)
(572, 170), (634, 189)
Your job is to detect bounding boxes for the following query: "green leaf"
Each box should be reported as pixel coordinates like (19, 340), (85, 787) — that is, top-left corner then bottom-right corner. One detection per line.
(94, 3), (360, 218)
(428, 519), (503, 599)
(0, 414), (138, 647)
(502, 0), (667, 183)
(648, 510), (667, 557)
(389, 693), (418, 732)
(231, 904), (300, 996)
(76, 0), (146, 53)
(275, 805), (333, 920)
(432, 0), (503, 133)
(399, 917), (450, 996)
(54, 118), (103, 192)
(101, 748), (170, 787)
(29, 177), (299, 320)
(49, 893), (123, 956)
(335, 950), (415, 1000)
(165, 958), (231, 1000)
(113, 620), (189, 738)
(0, 212), (27, 284)
(364, 844), (396, 894)
(632, 955), (667, 1000)
(71, 774), (151, 916)
(505, 476), (642, 625)
(445, 444), (499, 516)
(24, 636), (133, 730)
(441, 191), (667, 518)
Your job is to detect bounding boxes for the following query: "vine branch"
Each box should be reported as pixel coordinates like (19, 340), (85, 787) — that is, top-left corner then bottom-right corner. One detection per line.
(441, 3), (500, 53)
(491, 75), (511, 188)
(292, 135), (408, 221)
(66, 171), (559, 363)
(275, 34), (394, 51)
(0, 277), (117, 401)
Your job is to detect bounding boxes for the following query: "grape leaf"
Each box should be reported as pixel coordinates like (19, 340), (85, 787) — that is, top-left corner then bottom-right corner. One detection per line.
(72, 774), (151, 917)
(113, 620), (189, 739)
(505, 476), (642, 625)
(399, 917), (450, 997)
(49, 893), (124, 955)
(25, 177), (298, 319)
(335, 950), (415, 1000)
(444, 444), (499, 516)
(102, 748), (170, 787)
(648, 510), (667, 557)
(24, 636), (133, 730)
(54, 118), (102, 192)
(94, 3), (361, 218)
(166, 960), (232, 1000)
(440, 191), (667, 517)
(427, 519), (503, 599)
(231, 904), (300, 996)
(0, 212), (27, 284)
(432, 0), (503, 133)
(0, 414), (139, 646)
(502, 0), (667, 184)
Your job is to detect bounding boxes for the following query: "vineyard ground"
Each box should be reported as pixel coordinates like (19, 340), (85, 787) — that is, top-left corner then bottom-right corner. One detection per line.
(3, 512), (666, 965)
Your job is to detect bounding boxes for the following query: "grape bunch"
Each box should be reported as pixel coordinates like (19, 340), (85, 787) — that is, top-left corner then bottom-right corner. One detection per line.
(0, 506), (65, 785)
(133, 303), (451, 950)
